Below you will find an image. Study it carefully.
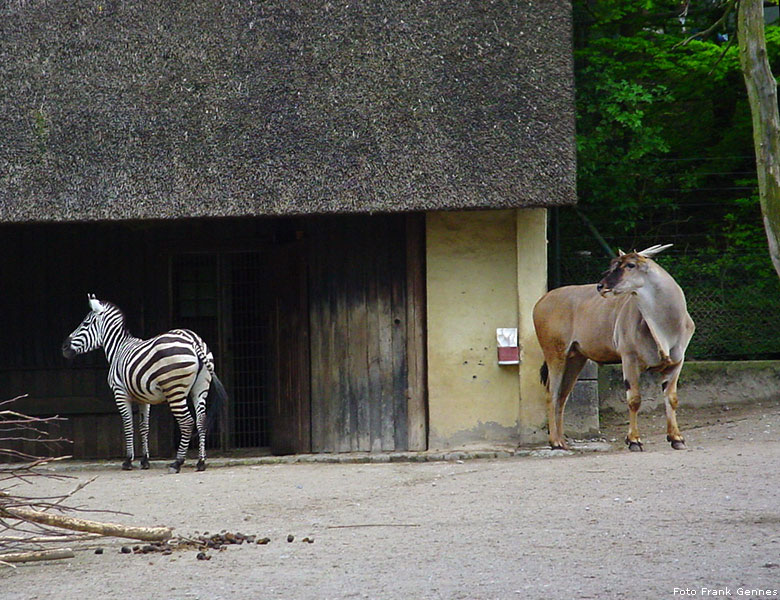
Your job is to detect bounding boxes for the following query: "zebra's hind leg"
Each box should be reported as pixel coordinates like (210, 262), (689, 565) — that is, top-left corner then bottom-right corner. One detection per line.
(192, 371), (211, 472)
(168, 397), (194, 474)
(139, 403), (151, 469)
(168, 458), (185, 474)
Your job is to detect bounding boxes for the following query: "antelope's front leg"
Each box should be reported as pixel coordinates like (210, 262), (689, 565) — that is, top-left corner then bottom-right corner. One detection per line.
(662, 363), (686, 450)
(115, 394), (136, 470)
(622, 360), (643, 452)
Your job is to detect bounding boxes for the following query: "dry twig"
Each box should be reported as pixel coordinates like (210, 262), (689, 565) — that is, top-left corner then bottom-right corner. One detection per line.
(1, 396), (174, 565)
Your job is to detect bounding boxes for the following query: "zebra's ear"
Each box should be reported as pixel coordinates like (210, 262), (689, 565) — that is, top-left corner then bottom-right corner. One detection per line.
(88, 294), (104, 313)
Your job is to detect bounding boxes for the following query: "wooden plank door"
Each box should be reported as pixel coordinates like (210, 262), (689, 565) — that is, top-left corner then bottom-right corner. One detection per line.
(269, 241), (311, 455)
(307, 214), (426, 453)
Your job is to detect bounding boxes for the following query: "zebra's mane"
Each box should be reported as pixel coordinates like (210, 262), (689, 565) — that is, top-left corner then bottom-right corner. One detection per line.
(97, 300), (131, 333)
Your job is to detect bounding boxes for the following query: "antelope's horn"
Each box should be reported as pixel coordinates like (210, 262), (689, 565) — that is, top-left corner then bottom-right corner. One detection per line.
(637, 244), (673, 258)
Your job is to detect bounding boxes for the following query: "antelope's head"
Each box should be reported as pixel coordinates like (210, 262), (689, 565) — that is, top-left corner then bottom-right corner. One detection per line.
(596, 244), (673, 297)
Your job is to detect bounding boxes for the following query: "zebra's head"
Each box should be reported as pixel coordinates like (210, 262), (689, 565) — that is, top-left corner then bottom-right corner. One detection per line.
(61, 294), (113, 359)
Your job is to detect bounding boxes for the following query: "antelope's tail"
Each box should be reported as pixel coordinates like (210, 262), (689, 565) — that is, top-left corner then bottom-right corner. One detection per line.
(540, 362), (549, 390)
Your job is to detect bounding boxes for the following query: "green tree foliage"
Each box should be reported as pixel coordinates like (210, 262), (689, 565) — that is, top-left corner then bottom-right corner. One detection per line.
(566, 0), (780, 358)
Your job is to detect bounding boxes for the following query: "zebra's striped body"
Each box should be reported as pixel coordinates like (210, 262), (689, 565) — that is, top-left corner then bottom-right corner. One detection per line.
(62, 295), (226, 473)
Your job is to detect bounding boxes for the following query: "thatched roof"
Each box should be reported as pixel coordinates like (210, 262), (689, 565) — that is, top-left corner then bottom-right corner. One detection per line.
(0, 1), (576, 222)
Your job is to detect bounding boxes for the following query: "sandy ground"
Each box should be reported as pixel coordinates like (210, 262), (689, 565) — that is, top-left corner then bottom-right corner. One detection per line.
(2, 400), (779, 600)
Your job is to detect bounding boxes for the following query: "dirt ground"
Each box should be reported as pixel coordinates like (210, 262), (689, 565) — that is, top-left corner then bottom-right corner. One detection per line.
(3, 400), (779, 600)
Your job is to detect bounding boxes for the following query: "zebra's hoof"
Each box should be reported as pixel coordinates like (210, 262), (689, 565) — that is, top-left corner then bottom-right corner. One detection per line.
(196, 460), (206, 472)
(167, 461), (183, 474)
(140, 458), (150, 470)
(121, 459), (133, 471)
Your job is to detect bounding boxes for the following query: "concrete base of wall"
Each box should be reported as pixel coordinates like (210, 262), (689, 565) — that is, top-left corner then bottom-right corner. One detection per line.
(598, 360), (780, 415)
(565, 360), (601, 437)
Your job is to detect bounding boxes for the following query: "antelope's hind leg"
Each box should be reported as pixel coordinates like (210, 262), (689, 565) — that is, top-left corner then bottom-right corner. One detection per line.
(547, 352), (588, 450)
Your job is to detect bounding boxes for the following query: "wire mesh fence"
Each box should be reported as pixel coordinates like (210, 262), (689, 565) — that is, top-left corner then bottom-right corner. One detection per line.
(553, 248), (780, 360)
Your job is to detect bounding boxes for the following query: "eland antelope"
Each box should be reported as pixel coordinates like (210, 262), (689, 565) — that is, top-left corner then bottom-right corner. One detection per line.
(533, 244), (695, 451)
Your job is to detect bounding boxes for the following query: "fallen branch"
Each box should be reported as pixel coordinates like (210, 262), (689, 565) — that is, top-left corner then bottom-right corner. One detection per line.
(0, 548), (74, 564)
(326, 523), (421, 529)
(0, 533), (102, 544)
(1, 507), (172, 542)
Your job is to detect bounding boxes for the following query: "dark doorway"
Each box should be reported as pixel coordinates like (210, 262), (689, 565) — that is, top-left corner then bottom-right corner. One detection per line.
(171, 251), (272, 450)
(0, 214), (425, 461)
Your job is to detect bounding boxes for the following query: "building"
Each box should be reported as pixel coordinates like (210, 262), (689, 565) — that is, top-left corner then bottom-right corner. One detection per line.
(0, 1), (576, 459)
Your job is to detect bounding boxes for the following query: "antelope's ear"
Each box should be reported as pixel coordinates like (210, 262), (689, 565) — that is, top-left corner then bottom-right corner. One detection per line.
(88, 294), (104, 313)
(618, 249), (625, 256)
(638, 244), (673, 258)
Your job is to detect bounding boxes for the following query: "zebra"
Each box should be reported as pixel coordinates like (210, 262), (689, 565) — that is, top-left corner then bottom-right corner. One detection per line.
(61, 294), (227, 473)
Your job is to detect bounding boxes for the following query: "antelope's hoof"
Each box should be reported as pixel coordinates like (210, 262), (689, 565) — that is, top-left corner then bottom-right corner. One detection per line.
(196, 460), (206, 472)
(550, 442), (569, 451)
(140, 458), (150, 470)
(121, 459), (133, 471)
(668, 437), (687, 450)
(626, 440), (644, 452)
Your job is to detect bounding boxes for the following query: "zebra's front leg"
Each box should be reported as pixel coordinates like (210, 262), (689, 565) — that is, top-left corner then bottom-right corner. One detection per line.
(168, 399), (194, 474)
(116, 395), (136, 470)
(138, 403), (151, 469)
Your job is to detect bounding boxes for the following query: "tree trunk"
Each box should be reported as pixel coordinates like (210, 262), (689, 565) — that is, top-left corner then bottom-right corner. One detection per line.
(738, 0), (780, 279)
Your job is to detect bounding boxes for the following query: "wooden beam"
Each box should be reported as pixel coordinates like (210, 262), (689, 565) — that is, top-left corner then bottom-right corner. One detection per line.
(405, 213), (428, 451)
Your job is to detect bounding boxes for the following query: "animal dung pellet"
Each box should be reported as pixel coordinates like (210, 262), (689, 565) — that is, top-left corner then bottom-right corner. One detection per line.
(94, 548), (104, 555)
(196, 552), (211, 561)
(287, 534), (295, 543)
(256, 537), (271, 545)
(120, 546), (132, 554)
(301, 537), (314, 544)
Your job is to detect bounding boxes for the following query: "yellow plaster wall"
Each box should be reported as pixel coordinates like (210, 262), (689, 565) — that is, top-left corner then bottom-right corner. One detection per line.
(426, 208), (549, 448)
(516, 208), (549, 444)
(426, 210), (517, 447)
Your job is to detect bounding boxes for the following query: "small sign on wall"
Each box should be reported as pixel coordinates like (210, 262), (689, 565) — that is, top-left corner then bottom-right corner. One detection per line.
(496, 328), (519, 365)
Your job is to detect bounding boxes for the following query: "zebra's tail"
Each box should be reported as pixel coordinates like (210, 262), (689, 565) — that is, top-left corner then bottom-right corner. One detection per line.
(205, 372), (228, 434)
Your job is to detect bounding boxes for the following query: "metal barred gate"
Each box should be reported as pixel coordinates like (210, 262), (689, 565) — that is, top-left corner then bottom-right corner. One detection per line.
(171, 251), (272, 450)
